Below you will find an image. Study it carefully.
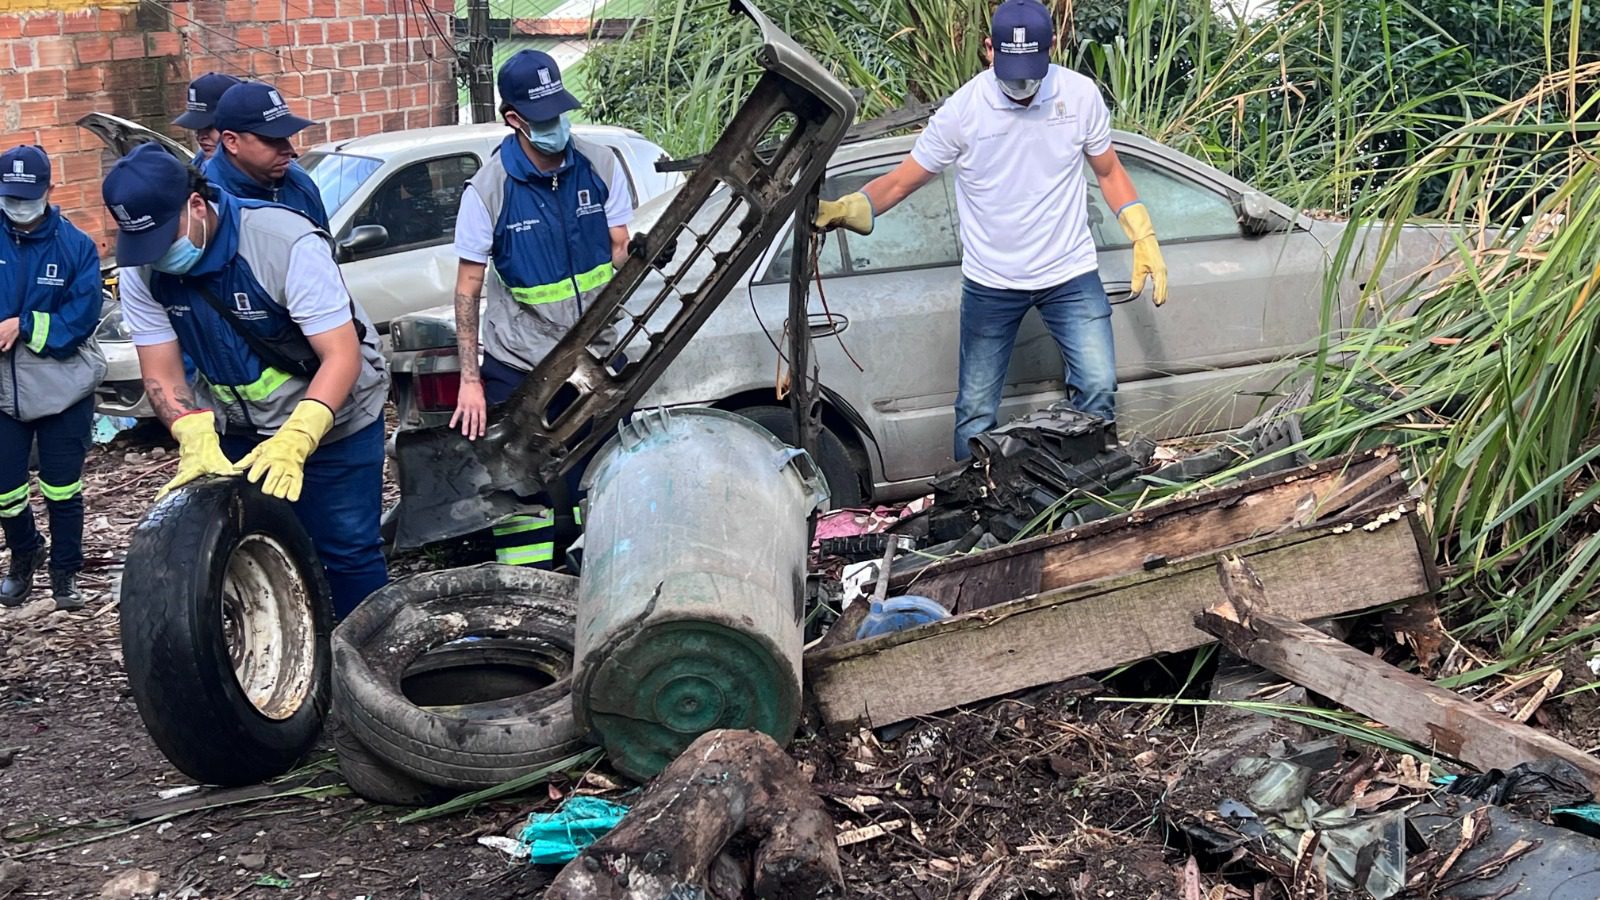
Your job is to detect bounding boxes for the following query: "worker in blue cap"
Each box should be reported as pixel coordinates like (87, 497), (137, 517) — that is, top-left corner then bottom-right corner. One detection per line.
(205, 81), (329, 229)
(103, 143), (389, 619)
(172, 72), (243, 164)
(0, 146), (107, 610)
(446, 48), (652, 570)
(816, 0), (1170, 460)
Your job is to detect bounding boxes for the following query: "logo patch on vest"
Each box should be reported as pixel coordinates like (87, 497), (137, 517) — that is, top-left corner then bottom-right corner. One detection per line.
(232, 292), (268, 322)
(36, 262), (64, 287)
(575, 189), (602, 217)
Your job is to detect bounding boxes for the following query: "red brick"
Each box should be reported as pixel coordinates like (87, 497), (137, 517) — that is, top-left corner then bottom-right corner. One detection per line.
(149, 31), (181, 57)
(311, 0), (337, 15)
(25, 69), (65, 98)
(55, 96), (98, 123)
(35, 125), (84, 155)
(63, 66), (104, 95)
(366, 87), (392, 111)
(255, 0), (282, 20)
(0, 73), (25, 103)
(328, 117), (355, 141)
(17, 99), (55, 123)
(22, 12), (62, 36)
(111, 35), (146, 61)
(61, 10), (98, 34)
(379, 66), (402, 88)
(302, 72), (330, 94)
(308, 96), (336, 119)
(295, 22), (324, 44)
(350, 19), (377, 41)
(75, 36), (113, 63)
(356, 69), (380, 90)
(0, 16), (21, 39)
(234, 25), (267, 46)
(324, 20), (350, 42)
(59, 151), (102, 184)
(376, 16), (400, 40)
(98, 8), (131, 31)
(355, 113), (381, 135)
(299, 124), (328, 145)
(361, 43), (386, 65)
(275, 73), (303, 96)
(363, 0), (387, 14)
(381, 111), (404, 131)
(34, 37), (74, 68)
(227, 2), (257, 21)
(8, 43), (31, 69)
(335, 94), (361, 116)
(337, 45), (361, 67)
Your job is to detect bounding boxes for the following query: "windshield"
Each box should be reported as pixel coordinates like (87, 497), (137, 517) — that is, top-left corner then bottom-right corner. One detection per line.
(299, 151), (384, 216)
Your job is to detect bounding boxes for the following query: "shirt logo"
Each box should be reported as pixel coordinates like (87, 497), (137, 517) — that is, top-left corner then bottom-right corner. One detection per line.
(45, 264), (56, 279)
(36, 262), (64, 287)
(577, 189), (590, 206)
(234, 292), (251, 311)
(575, 189), (602, 217)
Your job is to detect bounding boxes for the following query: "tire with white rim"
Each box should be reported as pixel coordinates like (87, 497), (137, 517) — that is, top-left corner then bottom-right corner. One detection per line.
(121, 477), (332, 786)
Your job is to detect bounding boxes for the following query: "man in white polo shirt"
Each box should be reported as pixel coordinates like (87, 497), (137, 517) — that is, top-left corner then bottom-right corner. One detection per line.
(815, 0), (1168, 459)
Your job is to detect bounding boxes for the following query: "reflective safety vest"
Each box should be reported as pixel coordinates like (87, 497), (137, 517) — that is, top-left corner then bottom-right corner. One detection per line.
(470, 133), (623, 372)
(143, 192), (387, 440)
(205, 150), (330, 231)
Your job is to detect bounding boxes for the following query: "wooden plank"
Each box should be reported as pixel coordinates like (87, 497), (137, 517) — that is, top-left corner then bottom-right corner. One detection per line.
(806, 505), (1430, 730)
(1201, 554), (1600, 795)
(887, 450), (1403, 613)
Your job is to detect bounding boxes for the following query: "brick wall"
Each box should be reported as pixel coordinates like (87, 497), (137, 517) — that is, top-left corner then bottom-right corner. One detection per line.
(0, 0), (459, 256)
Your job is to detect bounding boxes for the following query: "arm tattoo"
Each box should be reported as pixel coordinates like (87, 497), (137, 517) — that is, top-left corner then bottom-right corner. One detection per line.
(144, 378), (202, 428)
(455, 288), (482, 383)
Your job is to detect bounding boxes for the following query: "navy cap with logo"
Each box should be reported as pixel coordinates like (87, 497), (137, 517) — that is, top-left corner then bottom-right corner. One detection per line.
(0, 145), (51, 200)
(102, 144), (193, 266)
(173, 72), (244, 130)
(991, 0), (1053, 81)
(497, 49), (581, 124)
(214, 81), (315, 140)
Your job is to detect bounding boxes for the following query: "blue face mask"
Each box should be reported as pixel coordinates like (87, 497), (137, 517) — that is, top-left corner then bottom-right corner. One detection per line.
(152, 205), (207, 275)
(523, 114), (571, 155)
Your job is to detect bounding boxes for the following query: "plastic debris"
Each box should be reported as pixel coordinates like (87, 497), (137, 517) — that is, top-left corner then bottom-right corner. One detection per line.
(855, 596), (948, 640)
(517, 796), (630, 864)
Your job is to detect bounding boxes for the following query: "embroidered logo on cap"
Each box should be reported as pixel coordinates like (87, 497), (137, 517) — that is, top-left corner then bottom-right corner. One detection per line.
(1000, 24), (1038, 54)
(3, 159), (38, 185)
(187, 87), (204, 111)
(262, 89), (290, 121)
(111, 203), (155, 232)
(527, 65), (563, 100)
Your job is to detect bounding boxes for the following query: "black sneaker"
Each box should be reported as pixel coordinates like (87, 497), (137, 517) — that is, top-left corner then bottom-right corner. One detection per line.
(50, 570), (84, 612)
(0, 544), (48, 608)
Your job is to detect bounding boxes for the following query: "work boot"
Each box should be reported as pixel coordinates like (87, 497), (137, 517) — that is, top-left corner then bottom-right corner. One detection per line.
(0, 544), (47, 608)
(50, 570), (84, 612)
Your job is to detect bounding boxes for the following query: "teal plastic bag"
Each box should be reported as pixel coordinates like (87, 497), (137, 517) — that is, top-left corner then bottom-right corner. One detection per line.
(518, 796), (630, 864)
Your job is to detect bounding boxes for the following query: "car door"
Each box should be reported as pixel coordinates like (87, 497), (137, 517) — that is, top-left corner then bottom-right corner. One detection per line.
(746, 156), (965, 484)
(1000, 150), (1329, 438)
(336, 153), (481, 330)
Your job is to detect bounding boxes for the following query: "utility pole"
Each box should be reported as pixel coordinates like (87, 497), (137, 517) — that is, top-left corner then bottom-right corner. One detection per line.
(467, 0), (495, 124)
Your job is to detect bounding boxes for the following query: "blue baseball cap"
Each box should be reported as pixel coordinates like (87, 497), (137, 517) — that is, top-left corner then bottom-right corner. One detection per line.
(0, 146), (51, 200)
(103, 144), (192, 266)
(174, 72), (244, 130)
(214, 81), (314, 140)
(991, 0), (1053, 81)
(497, 50), (581, 123)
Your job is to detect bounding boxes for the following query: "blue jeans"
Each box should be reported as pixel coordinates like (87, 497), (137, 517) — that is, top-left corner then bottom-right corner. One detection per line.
(954, 272), (1117, 460)
(0, 395), (93, 573)
(222, 418), (388, 618)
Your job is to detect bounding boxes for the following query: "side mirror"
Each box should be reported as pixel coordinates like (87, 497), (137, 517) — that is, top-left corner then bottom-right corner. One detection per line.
(1237, 190), (1292, 236)
(337, 224), (389, 262)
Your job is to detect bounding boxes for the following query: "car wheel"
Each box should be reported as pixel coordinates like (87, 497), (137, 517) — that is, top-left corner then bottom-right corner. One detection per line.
(120, 478), (333, 786)
(331, 564), (588, 790)
(730, 405), (866, 507)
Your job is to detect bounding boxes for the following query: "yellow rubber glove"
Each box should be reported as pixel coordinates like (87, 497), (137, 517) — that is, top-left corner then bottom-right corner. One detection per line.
(1117, 202), (1169, 307)
(813, 191), (874, 235)
(158, 410), (236, 500)
(235, 400), (335, 502)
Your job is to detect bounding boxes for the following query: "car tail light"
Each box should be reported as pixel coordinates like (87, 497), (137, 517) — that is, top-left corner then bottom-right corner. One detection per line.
(416, 372), (460, 412)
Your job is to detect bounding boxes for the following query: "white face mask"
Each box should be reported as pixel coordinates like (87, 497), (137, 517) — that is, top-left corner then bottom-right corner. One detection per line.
(0, 196), (47, 225)
(998, 77), (1042, 101)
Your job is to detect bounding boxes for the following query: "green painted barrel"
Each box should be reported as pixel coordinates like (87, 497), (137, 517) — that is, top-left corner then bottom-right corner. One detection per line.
(572, 407), (829, 781)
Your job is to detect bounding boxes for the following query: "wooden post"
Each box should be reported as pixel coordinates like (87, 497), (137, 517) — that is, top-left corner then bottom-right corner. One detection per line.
(1201, 554), (1600, 795)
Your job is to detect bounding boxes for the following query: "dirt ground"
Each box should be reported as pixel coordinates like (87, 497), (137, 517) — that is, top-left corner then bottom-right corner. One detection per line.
(5, 431), (1600, 900)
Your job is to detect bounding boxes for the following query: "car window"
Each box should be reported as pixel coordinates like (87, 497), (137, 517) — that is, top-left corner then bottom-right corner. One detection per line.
(300, 151), (384, 216)
(345, 155), (480, 255)
(764, 226), (846, 283)
(609, 147), (639, 209)
(1085, 156), (1240, 248)
(828, 163), (960, 274)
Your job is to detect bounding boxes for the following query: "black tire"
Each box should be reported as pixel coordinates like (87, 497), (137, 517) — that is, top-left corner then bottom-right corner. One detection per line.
(120, 478), (333, 786)
(730, 405), (866, 507)
(327, 708), (453, 807)
(331, 564), (588, 790)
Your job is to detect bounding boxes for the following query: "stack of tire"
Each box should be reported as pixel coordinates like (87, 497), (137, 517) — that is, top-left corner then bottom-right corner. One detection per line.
(120, 480), (589, 803)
